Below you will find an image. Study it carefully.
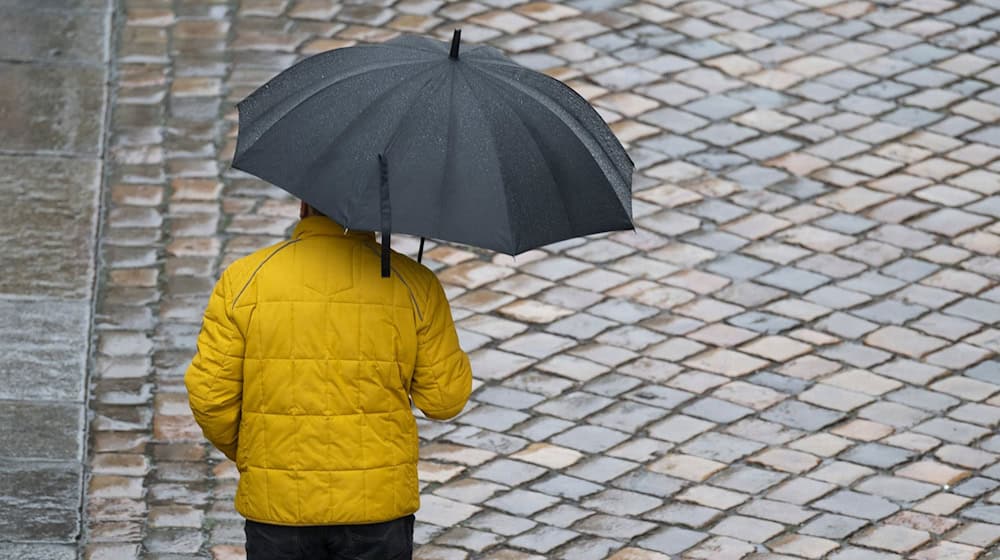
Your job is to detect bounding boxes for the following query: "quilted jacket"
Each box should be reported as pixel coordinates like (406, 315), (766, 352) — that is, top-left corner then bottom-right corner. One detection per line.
(185, 216), (473, 525)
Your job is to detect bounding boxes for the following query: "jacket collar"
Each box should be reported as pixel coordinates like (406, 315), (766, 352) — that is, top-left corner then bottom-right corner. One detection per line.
(293, 216), (376, 241)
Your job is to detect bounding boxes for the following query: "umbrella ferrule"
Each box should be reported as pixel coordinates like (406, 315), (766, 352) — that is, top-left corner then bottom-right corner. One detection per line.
(449, 29), (461, 59)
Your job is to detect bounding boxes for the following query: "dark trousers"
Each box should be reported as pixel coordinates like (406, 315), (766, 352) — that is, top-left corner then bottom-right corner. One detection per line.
(245, 515), (415, 560)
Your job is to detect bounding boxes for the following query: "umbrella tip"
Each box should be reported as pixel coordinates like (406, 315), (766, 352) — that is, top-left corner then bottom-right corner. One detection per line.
(449, 29), (461, 59)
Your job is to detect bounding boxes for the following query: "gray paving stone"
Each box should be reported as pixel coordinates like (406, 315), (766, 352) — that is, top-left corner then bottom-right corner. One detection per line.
(747, 372), (810, 395)
(486, 489), (561, 517)
(550, 425), (630, 453)
(583, 373), (644, 398)
(551, 536), (619, 560)
(589, 401), (668, 432)
(738, 498), (815, 525)
(0, 300), (91, 401)
(0, 65), (105, 154)
(0, 460), (81, 542)
(727, 312), (799, 334)
(945, 299), (1000, 324)
(573, 514), (656, 540)
(761, 401), (845, 431)
(814, 490), (899, 521)
(882, 258), (940, 282)
(757, 267), (830, 294)
(610, 469), (685, 499)
(839, 273), (906, 297)
(684, 231), (749, 252)
(443, 427), (530, 455)
(530, 475), (604, 500)
(534, 504), (594, 529)
(773, 177), (829, 199)
(852, 300), (927, 325)
(730, 88), (793, 109)
(0, 7), (107, 64)
(703, 255), (773, 282)
(638, 107), (708, 133)
(459, 405), (531, 432)
(581, 488), (661, 516)
(534, 392), (614, 421)
(914, 418), (990, 444)
(883, 107), (944, 127)
(680, 432), (765, 462)
(670, 39), (734, 60)
(711, 465), (788, 494)
(814, 213), (878, 235)
(726, 165), (789, 190)
(767, 477), (836, 506)
(565, 457), (638, 484)
(818, 343), (892, 369)
(967, 361), (1000, 385)
(465, 511), (536, 537)
(474, 386), (546, 410)
(683, 398), (754, 424)
(795, 82), (848, 103)
(828, 546), (902, 560)
(734, 136), (802, 160)
(474, 459), (547, 486)
(507, 525), (579, 553)
(857, 401), (930, 428)
(840, 443), (915, 469)
(0, 156), (101, 298)
(0, 402), (83, 461)
(683, 95), (752, 120)
(952, 477), (1000, 498)
(638, 134), (707, 157)
(0, 544), (75, 560)
(687, 199), (750, 223)
(637, 526), (708, 555)
(511, 416), (575, 441)
(855, 475), (938, 503)
(816, 312), (878, 339)
(960, 505), (1000, 524)
(644, 503), (721, 529)
(626, 385), (695, 410)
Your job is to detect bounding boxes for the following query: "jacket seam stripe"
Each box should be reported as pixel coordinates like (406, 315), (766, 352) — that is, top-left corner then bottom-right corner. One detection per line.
(232, 239), (302, 309)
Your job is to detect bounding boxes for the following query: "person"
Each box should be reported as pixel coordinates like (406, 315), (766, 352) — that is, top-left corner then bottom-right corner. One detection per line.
(185, 202), (473, 560)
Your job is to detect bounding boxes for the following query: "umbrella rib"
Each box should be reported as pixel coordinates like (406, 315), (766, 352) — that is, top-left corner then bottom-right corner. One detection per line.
(381, 66), (449, 156)
(238, 60), (438, 159)
(469, 64), (632, 203)
(462, 71), (517, 253)
(340, 64), (450, 223)
(431, 65), (459, 242)
(473, 71), (574, 249)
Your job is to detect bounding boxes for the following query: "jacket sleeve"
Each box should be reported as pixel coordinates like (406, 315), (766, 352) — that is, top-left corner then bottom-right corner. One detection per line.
(185, 270), (244, 461)
(411, 276), (472, 420)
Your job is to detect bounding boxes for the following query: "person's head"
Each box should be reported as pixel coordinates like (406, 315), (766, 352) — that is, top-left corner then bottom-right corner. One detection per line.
(300, 201), (326, 219)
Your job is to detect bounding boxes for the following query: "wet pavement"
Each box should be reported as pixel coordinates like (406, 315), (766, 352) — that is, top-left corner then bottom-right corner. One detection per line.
(8, 0), (1000, 558)
(0, 0), (113, 557)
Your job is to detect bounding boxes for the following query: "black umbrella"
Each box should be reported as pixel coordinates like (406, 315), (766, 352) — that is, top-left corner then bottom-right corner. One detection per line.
(234, 30), (634, 276)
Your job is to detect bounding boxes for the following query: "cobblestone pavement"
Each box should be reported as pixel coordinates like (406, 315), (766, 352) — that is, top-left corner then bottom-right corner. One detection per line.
(82, 0), (1000, 558)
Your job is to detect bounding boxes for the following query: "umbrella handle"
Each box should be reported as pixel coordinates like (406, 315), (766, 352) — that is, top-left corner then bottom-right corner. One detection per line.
(418, 237), (425, 264)
(378, 153), (391, 278)
(450, 29), (461, 59)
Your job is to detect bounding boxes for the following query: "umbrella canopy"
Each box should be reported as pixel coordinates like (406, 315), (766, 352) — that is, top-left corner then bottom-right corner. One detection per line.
(234, 30), (634, 262)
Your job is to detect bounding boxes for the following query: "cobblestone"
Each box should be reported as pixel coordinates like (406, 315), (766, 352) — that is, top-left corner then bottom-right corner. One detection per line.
(47, 0), (1000, 558)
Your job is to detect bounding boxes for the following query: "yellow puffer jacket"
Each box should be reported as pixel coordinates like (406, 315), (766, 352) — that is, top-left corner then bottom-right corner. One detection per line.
(185, 216), (472, 526)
